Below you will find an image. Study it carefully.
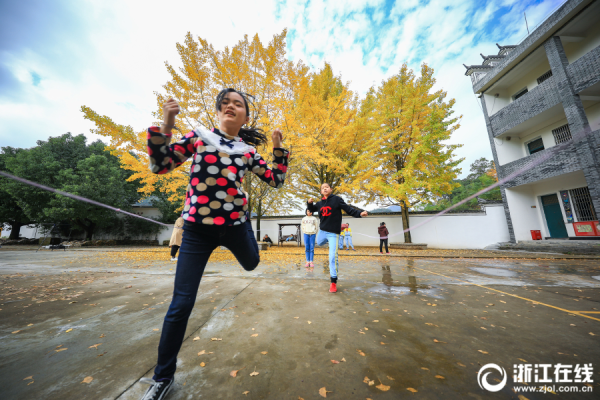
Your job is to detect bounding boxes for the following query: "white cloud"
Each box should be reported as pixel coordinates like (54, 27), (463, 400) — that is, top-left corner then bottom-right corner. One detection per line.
(1, 0), (565, 179)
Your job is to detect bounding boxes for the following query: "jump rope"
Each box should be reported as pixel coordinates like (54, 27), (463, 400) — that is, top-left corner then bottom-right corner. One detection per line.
(1, 116), (597, 240)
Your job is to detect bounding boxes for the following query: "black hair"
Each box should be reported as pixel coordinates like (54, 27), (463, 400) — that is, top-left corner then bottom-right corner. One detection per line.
(215, 88), (267, 147)
(305, 209), (312, 216)
(380, 222), (385, 226)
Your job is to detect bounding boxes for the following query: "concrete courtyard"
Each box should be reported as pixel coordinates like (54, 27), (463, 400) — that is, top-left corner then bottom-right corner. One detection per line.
(1, 246), (599, 399)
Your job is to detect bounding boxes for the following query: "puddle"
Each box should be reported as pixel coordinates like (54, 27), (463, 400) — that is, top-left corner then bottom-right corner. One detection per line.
(469, 267), (517, 277)
(592, 276), (600, 281)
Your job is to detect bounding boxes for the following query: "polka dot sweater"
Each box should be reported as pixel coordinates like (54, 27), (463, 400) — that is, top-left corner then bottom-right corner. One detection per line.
(147, 125), (289, 226)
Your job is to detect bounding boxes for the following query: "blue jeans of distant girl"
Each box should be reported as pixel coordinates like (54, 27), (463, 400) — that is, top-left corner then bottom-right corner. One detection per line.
(153, 220), (259, 380)
(345, 235), (354, 250)
(317, 230), (339, 283)
(304, 233), (316, 262)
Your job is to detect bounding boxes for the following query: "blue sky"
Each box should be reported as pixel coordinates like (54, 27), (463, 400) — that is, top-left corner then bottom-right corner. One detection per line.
(0, 0), (565, 178)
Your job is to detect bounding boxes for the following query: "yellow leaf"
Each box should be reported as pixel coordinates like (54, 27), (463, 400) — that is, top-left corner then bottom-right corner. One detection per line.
(23, 376), (33, 380)
(210, 338), (222, 341)
(331, 360), (340, 364)
(193, 336), (200, 341)
(388, 329), (395, 332)
(357, 349), (366, 356)
(478, 350), (489, 354)
(457, 362), (466, 367)
(153, 329), (159, 331)
(66, 329), (72, 333)
(341, 357), (346, 362)
(55, 348), (68, 353)
(433, 339), (446, 343)
(407, 388), (418, 393)
(81, 376), (93, 384)
(198, 350), (206, 356)
(319, 387), (331, 397)
(88, 343), (102, 349)
(387, 376), (395, 380)
(376, 383), (390, 391)
(421, 367), (429, 371)
(517, 396), (530, 400)
(200, 362), (206, 367)
(251, 334), (258, 337)
(242, 391), (249, 396)
(261, 351), (268, 355)
(12, 330), (20, 334)
(250, 371), (259, 376)
(435, 375), (445, 379)
(518, 358), (527, 363)
(307, 321), (312, 324)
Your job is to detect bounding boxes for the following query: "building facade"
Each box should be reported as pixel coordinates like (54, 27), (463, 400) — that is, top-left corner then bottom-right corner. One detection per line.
(465, 0), (600, 242)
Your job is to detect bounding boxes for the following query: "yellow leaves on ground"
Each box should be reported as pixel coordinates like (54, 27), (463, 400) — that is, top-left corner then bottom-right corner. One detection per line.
(307, 321), (312, 324)
(230, 367), (245, 377)
(363, 377), (374, 386)
(242, 391), (249, 396)
(421, 367), (429, 371)
(210, 338), (222, 341)
(457, 362), (466, 367)
(260, 351), (268, 355)
(55, 348), (67, 353)
(249, 366), (259, 377)
(65, 328), (73, 333)
(331, 360), (340, 364)
(88, 343), (102, 349)
(12, 330), (20, 334)
(407, 388), (418, 393)
(433, 339), (446, 343)
(435, 375), (445, 379)
(251, 334), (258, 337)
(81, 376), (93, 384)
(376, 383), (390, 391)
(193, 337), (200, 341)
(200, 362), (206, 367)
(478, 350), (489, 354)
(357, 349), (366, 356)
(319, 387), (332, 397)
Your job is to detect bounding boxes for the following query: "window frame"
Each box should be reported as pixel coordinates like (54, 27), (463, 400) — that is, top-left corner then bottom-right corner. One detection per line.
(512, 87), (529, 100)
(525, 136), (545, 155)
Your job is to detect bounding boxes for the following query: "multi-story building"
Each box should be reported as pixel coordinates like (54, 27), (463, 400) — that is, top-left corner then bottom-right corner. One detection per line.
(465, 0), (600, 242)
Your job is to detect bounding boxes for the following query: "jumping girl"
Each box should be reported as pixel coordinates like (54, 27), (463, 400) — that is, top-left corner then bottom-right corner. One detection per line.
(301, 209), (319, 268)
(307, 183), (367, 293)
(141, 89), (288, 400)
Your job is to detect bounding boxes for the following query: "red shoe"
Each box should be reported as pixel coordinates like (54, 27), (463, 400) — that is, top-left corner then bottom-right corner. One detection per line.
(386, 252), (391, 254)
(329, 283), (337, 293)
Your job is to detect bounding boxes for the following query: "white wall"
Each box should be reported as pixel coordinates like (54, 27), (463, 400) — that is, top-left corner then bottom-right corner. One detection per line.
(506, 170), (590, 241)
(584, 101), (600, 131)
(563, 23), (600, 64)
(251, 204), (510, 250)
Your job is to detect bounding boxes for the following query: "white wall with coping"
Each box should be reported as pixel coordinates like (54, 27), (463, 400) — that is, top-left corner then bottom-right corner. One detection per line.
(506, 170), (589, 241)
(251, 204), (510, 249)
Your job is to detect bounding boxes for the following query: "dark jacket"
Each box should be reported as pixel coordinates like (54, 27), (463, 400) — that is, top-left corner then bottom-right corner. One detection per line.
(307, 195), (362, 234)
(378, 225), (389, 239)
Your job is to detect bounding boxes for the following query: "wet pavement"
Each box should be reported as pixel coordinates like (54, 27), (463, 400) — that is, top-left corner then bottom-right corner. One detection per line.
(1, 248), (599, 399)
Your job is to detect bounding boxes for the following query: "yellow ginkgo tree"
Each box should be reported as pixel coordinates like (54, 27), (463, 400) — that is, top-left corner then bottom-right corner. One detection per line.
(356, 63), (463, 243)
(82, 30), (306, 234)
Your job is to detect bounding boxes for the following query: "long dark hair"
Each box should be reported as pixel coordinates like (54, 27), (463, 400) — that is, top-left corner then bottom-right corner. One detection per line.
(215, 88), (267, 147)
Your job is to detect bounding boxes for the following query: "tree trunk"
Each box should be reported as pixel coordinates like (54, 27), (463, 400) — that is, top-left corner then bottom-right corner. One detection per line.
(9, 221), (22, 240)
(84, 222), (96, 240)
(400, 200), (412, 243)
(256, 197), (262, 242)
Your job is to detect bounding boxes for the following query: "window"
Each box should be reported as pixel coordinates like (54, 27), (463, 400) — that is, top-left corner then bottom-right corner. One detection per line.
(570, 187), (597, 221)
(526, 137), (544, 155)
(537, 70), (553, 84)
(552, 124), (572, 144)
(513, 87), (528, 100)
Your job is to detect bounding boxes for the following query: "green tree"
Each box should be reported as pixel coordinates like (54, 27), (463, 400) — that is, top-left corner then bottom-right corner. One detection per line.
(0, 147), (34, 239)
(4, 133), (143, 239)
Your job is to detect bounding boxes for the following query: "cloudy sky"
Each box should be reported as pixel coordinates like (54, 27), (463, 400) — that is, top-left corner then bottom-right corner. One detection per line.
(1, 0), (564, 177)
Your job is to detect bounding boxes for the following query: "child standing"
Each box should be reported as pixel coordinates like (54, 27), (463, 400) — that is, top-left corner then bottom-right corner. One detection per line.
(378, 222), (390, 254)
(343, 224), (355, 251)
(168, 216), (184, 260)
(141, 89), (288, 400)
(301, 209), (319, 268)
(307, 183), (367, 293)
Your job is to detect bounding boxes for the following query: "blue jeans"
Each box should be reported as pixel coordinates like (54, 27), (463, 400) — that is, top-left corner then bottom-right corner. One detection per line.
(345, 235), (354, 249)
(338, 235), (344, 249)
(154, 220), (259, 380)
(304, 233), (316, 262)
(317, 230), (339, 282)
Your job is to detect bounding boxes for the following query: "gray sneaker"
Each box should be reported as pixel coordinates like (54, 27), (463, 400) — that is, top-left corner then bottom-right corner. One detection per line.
(139, 377), (173, 400)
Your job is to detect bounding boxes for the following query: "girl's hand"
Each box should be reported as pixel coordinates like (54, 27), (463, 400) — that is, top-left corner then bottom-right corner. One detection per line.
(360, 211), (368, 217)
(272, 128), (283, 148)
(163, 98), (180, 127)
(308, 198), (313, 204)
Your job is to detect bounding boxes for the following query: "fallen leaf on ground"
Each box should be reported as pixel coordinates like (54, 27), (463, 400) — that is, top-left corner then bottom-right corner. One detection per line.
(376, 383), (390, 391)
(433, 339), (446, 343)
(153, 329), (159, 331)
(357, 349), (366, 356)
(421, 367), (429, 371)
(435, 375), (445, 379)
(27, 323), (33, 326)
(99, 334), (105, 338)
(307, 321), (312, 324)
(251, 333), (258, 337)
(373, 320), (379, 322)
(211, 338), (222, 341)
(457, 362), (466, 367)
(88, 343), (102, 349)
(380, 342), (386, 345)
(407, 388), (418, 393)
(23, 376), (33, 380)
(388, 329), (395, 332)
(425, 323), (438, 327)
(81, 376), (93, 384)
(261, 351), (268, 355)
(250, 366), (259, 377)
(230, 367), (245, 377)
(341, 358), (346, 362)
(55, 348), (67, 353)
(387, 376), (395, 380)
(382, 308), (391, 311)
(66, 329), (73, 333)
(331, 360), (340, 364)
(478, 350), (489, 354)
(200, 362), (206, 367)
(294, 317), (299, 319)
(517, 395), (529, 400)
(363, 376), (370, 383)
(589, 332), (595, 336)
(242, 391), (249, 395)
(518, 358), (527, 363)
(193, 336), (200, 341)
(12, 330), (20, 334)
(319, 387), (331, 397)
(198, 350), (206, 356)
